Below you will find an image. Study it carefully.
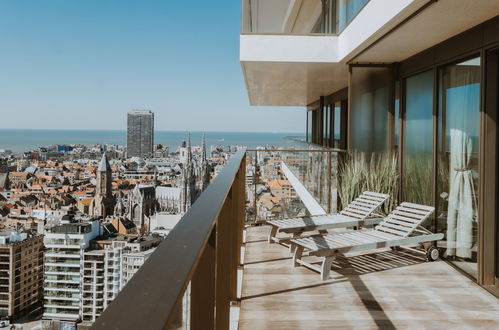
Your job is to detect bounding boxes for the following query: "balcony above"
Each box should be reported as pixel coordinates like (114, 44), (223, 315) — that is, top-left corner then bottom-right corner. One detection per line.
(241, 54), (348, 106)
(240, 0), (499, 106)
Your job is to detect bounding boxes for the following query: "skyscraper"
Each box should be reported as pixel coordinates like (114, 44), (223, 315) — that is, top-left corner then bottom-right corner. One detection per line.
(127, 110), (154, 158)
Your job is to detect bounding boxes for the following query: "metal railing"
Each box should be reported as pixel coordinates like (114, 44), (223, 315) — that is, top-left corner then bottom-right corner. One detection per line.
(92, 150), (246, 330)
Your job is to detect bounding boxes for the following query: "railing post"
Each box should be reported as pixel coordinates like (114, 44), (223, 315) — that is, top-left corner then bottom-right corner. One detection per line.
(215, 190), (232, 329)
(238, 154), (246, 266)
(190, 229), (216, 330)
(253, 151), (258, 223)
(328, 150), (332, 214)
(229, 159), (244, 302)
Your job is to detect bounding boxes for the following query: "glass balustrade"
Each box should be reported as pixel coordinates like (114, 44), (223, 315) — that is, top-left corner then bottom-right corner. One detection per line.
(242, 0), (370, 35)
(246, 141), (344, 223)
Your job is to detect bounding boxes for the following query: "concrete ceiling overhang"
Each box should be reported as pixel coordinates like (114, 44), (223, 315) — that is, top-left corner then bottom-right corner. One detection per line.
(241, 0), (499, 107)
(241, 61), (348, 106)
(353, 0), (499, 63)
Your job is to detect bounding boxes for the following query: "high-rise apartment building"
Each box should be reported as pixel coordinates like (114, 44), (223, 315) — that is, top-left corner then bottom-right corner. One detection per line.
(82, 246), (123, 324)
(127, 110), (154, 158)
(0, 231), (43, 321)
(42, 215), (162, 326)
(43, 220), (100, 323)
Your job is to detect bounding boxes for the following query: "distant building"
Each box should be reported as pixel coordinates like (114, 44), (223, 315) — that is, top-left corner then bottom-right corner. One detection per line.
(127, 110), (154, 158)
(81, 235), (161, 325)
(127, 185), (156, 229)
(43, 220), (100, 323)
(82, 247), (122, 324)
(0, 231), (43, 321)
(122, 249), (155, 287)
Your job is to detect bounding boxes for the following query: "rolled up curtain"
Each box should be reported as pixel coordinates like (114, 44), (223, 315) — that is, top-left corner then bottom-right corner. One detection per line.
(446, 128), (476, 258)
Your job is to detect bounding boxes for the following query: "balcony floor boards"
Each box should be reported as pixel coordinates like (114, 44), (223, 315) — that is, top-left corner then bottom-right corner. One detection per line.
(239, 225), (499, 329)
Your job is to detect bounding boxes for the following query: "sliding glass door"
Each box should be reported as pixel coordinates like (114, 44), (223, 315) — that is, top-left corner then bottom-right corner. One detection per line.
(436, 57), (481, 278)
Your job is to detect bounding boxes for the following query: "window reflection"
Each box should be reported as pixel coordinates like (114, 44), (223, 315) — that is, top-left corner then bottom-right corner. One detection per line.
(350, 66), (390, 153)
(402, 70), (433, 209)
(334, 102), (341, 148)
(437, 57), (481, 278)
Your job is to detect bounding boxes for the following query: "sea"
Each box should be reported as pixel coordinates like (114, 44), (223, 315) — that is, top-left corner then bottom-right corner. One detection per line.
(0, 129), (303, 153)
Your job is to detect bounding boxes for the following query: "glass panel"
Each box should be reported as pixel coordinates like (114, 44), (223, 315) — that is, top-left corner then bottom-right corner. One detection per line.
(394, 81), (400, 152)
(242, 0), (371, 34)
(437, 57), (481, 278)
(350, 66), (390, 154)
(323, 106), (330, 146)
(403, 70), (433, 212)
(250, 149), (310, 222)
(334, 101), (341, 148)
(307, 111), (313, 142)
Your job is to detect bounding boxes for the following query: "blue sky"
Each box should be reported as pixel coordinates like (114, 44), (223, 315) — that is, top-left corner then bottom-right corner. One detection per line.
(0, 0), (304, 133)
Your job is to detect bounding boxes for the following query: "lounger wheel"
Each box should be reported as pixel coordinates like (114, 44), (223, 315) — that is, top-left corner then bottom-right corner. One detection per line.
(426, 246), (439, 262)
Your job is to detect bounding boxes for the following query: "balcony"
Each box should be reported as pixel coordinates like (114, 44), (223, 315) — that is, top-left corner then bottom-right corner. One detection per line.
(240, 0), (499, 106)
(239, 225), (499, 328)
(93, 148), (499, 329)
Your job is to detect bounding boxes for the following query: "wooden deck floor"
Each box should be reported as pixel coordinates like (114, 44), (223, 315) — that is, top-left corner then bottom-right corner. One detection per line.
(239, 225), (499, 329)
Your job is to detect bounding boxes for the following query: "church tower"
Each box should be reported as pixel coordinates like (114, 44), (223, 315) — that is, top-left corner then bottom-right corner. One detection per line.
(200, 134), (211, 191)
(92, 153), (116, 218)
(180, 134), (196, 213)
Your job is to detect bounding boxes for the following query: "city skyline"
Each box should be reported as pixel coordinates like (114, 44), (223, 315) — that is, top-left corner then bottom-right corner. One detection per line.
(0, 1), (304, 133)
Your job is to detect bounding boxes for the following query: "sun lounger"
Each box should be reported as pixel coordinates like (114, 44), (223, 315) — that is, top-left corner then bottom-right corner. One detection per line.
(266, 191), (389, 244)
(290, 202), (443, 280)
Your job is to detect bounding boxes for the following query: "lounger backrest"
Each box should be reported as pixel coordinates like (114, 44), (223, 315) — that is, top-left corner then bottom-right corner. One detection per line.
(339, 191), (389, 220)
(374, 202), (435, 238)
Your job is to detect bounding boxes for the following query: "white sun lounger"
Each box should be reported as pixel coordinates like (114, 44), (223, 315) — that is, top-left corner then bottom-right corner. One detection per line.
(266, 191), (389, 244)
(290, 202), (444, 280)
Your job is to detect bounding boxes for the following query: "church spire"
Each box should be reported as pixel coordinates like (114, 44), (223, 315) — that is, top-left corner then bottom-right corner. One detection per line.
(98, 153), (111, 172)
(201, 134), (207, 162)
(187, 132), (192, 165)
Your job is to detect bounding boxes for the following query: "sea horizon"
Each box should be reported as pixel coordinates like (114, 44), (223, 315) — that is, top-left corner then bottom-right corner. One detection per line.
(0, 128), (304, 153)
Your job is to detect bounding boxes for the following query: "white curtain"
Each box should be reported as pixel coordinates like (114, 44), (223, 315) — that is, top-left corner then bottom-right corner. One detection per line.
(446, 128), (476, 258)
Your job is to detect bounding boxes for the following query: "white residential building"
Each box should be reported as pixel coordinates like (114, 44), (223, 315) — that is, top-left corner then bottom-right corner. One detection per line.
(81, 245), (123, 324)
(43, 220), (100, 322)
(122, 249), (155, 287)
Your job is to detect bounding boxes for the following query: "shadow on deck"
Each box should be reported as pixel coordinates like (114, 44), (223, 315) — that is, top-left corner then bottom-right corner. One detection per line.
(239, 225), (499, 329)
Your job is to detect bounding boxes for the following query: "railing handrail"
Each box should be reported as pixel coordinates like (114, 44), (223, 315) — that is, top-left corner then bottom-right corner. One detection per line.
(92, 149), (247, 330)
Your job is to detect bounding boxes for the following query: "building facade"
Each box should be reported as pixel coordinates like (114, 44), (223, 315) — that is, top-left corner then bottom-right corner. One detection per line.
(127, 110), (154, 158)
(43, 221), (100, 322)
(81, 246), (122, 324)
(240, 1), (499, 291)
(0, 232), (43, 321)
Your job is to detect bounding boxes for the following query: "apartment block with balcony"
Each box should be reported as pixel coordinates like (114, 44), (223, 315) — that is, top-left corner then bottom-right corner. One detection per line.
(122, 249), (155, 287)
(94, 1), (499, 329)
(81, 250), (106, 324)
(79, 235), (161, 326)
(0, 232), (43, 321)
(43, 220), (100, 323)
(239, 1), (499, 327)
